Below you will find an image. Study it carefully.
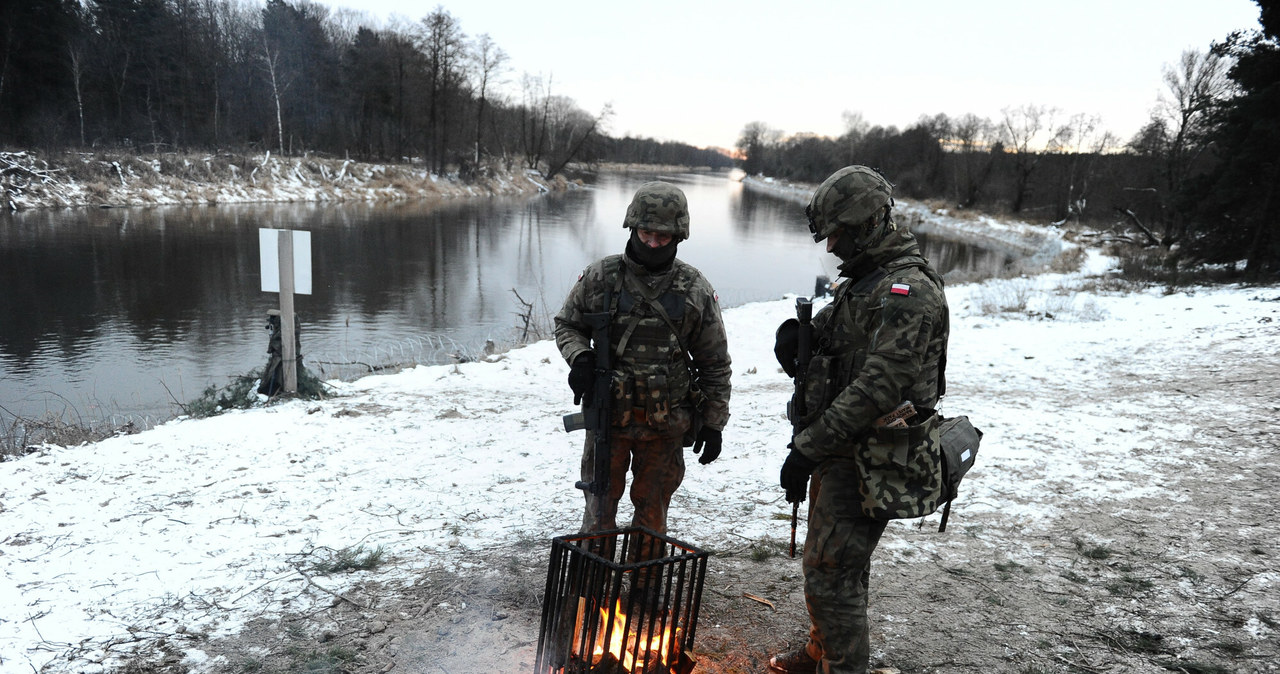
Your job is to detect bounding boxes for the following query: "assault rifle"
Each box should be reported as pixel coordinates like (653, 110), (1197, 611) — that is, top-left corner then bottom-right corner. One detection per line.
(562, 292), (614, 530)
(789, 297), (813, 558)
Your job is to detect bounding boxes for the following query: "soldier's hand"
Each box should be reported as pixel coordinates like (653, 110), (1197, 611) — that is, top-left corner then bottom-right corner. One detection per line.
(692, 427), (722, 464)
(780, 445), (818, 503)
(568, 353), (596, 405)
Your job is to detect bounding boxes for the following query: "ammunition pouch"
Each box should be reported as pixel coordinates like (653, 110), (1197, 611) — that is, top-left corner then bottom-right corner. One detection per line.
(610, 367), (693, 439)
(855, 406), (945, 520)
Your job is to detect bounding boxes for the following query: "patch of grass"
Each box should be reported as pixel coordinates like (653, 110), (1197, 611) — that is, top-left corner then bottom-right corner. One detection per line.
(1111, 247), (1245, 288)
(290, 646), (359, 674)
(973, 278), (1034, 314)
(749, 537), (790, 562)
(2, 409), (141, 459)
(993, 560), (1030, 580)
(310, 545), (385, 575)
(1117, 628), (1168, 655)
(1154, 660), (1229, 674)
(182, 365), (330, 418)
(1105, 574), (1155, 596)
(1073, 538), (1112, 560)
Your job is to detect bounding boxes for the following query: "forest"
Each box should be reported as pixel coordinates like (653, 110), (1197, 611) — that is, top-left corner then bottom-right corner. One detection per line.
(0, 0), (1276, 277)
(0, 0), (731, 178)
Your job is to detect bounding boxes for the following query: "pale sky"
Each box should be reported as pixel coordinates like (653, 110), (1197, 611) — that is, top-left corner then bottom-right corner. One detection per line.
(316, 0), (1263, 150)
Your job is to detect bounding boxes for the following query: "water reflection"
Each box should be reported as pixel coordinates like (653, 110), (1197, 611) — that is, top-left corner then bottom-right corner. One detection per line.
(0, 172), (1013, 425)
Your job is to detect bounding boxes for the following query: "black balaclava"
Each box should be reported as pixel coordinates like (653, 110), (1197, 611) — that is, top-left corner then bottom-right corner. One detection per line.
(625, 229), (678, 272)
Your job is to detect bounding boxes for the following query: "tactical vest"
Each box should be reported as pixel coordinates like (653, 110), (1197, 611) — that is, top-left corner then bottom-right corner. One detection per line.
(601, 257), (697, 435)
(798, 255), (949, 520)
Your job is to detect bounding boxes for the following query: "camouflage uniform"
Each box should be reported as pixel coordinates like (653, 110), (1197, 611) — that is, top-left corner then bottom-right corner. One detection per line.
(783, 168), (949, 674)
(555, 188), (731, 539)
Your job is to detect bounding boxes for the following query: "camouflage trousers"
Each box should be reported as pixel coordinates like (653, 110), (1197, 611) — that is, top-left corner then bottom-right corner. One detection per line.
(802, 459), (888, 674)
(579, 429), (686, 559)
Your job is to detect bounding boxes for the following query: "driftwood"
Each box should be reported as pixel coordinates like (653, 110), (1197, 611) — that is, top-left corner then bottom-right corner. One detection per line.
(1112, 206), (1167, 247)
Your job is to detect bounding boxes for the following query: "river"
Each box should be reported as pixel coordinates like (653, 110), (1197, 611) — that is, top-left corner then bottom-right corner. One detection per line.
(0, 171), (1013, 429)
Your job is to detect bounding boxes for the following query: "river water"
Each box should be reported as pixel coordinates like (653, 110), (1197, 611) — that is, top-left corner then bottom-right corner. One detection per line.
(0, 171), (1012, 428)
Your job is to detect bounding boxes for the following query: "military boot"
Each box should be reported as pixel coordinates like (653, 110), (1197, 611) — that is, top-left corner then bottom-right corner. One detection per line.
(768, 643), (820, 674)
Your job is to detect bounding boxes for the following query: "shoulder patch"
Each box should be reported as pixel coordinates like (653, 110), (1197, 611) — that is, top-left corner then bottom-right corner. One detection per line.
(890, 283), (911, 296)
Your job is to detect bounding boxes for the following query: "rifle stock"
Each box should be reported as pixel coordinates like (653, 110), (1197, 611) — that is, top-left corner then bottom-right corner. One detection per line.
(562, 299), (613, 529)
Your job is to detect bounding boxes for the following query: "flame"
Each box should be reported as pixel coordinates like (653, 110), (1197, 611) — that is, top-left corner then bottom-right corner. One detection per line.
(569, 598), (680, 672)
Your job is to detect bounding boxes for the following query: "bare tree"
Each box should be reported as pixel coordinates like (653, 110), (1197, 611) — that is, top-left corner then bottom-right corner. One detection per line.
(468, 33), (507, 166)
(520, 71), (552, 171)
(948, 113), (997, 208)
(417, 6), (465, 173)
(1000, 104), (1070, 213)
(1123, 49), (1232, 247)
(260, 30), (288, 155)
(543, 100), (609, 180)
(68, 44), (86, 147)
(736, 121), (780, 176)
(1049, 113), (1116, 223)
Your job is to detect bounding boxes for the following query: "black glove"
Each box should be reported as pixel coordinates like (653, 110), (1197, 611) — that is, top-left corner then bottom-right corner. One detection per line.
(568, 353), (595, 405)
(692, 427), (722, 464)
(774, 319), (799, 377)
(780, 444), (818, 503)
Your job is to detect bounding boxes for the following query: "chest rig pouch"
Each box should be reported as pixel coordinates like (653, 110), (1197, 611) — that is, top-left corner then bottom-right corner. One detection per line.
(791, 270), (882, 429)
(604, 260), (697, 437)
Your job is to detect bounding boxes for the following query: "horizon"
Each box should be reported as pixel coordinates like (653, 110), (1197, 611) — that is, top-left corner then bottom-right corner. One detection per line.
(308, 0), (1264, 150)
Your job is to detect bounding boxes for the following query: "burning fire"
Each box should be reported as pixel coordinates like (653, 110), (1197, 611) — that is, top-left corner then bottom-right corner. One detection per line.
(571, 598), (680, 672)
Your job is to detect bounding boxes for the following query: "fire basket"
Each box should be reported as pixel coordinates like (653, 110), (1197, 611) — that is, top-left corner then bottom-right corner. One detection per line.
(534, 527), (708, 674)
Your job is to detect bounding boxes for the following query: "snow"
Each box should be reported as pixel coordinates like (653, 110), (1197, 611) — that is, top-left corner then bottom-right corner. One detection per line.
(3, 228), (1279, 672)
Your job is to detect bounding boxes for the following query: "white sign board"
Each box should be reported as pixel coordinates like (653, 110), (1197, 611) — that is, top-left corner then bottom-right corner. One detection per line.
(259, 229), (313, 294)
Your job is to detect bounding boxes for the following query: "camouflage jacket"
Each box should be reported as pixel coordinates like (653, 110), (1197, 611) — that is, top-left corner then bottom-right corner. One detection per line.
(791, 226), (950, 519)
(555, 254), (732, 433)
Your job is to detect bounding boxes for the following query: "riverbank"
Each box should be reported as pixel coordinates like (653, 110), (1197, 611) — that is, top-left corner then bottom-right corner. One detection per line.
(742, 174), (1068, 278)
(3, 229), (1277, 672)
(1, 150), (574, 210)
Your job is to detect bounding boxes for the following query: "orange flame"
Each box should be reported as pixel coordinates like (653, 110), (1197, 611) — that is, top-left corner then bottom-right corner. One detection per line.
(567, 598), (680, 672)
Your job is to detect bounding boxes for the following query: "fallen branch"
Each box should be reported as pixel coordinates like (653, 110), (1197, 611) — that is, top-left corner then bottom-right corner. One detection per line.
(295, 564), (367, 610)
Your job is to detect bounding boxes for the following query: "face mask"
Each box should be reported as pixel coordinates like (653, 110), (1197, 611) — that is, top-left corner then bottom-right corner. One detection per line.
(830, 230), (865, 262)
(627, 230), (677, 270)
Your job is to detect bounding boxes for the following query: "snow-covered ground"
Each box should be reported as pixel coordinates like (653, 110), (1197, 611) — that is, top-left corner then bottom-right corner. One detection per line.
(3, 223), (1279, 671)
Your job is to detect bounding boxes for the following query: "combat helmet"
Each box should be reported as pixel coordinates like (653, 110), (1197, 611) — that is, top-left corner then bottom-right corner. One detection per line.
(623, 181), (690, 240)
(805, 166), (893, 243)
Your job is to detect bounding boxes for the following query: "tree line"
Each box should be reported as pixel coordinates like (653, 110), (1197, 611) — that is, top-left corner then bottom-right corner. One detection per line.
(736, 1), (1277, 279)
(0, 0), (730, 178)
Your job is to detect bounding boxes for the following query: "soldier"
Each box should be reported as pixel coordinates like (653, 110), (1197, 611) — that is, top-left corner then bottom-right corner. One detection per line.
(771, 166), (950, 674)
(554, 181), (732, 542)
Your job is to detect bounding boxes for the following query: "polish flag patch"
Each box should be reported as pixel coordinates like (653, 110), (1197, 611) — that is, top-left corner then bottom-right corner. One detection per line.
(890, 283), (911, 296)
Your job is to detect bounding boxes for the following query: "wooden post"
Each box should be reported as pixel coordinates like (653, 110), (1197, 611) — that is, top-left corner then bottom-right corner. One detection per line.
(278, 230), (298, 393)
